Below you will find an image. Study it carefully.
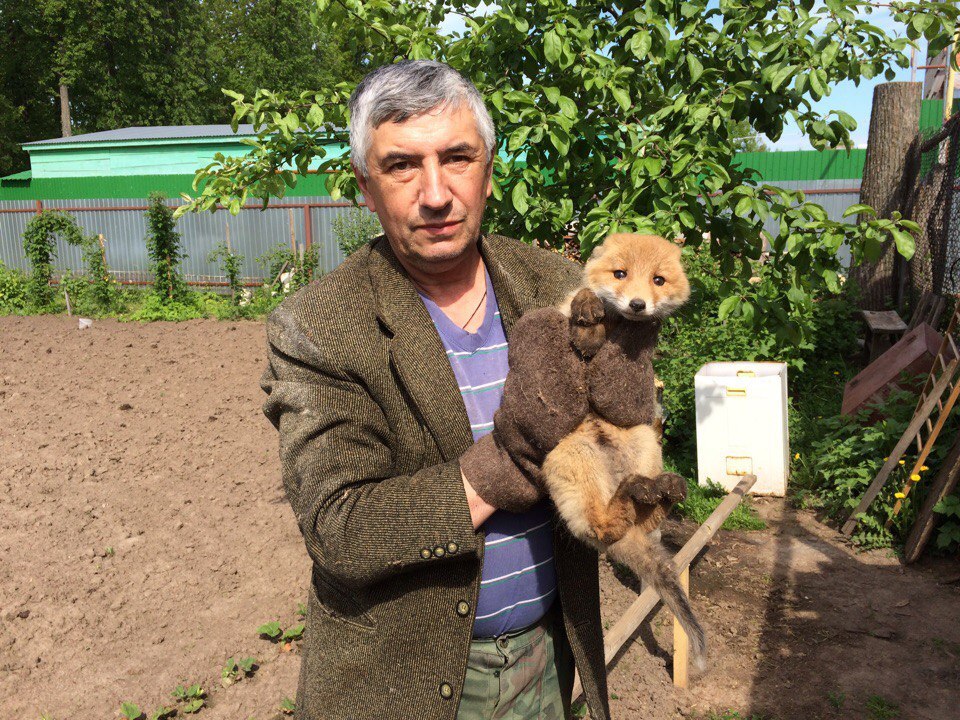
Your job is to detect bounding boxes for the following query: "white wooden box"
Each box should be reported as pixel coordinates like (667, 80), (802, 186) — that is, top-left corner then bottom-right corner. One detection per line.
(694, 361), (789, 496)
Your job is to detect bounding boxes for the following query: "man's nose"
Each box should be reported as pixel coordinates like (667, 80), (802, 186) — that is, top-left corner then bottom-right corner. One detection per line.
(419, 161), (453, 210)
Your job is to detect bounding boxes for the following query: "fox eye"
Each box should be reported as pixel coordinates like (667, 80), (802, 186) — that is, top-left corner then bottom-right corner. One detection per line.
(613, 270), (627, 279)
(653, 275), (665, 286)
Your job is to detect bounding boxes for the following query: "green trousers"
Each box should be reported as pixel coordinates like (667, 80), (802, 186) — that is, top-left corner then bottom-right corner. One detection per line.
(456, 608), (575, 720)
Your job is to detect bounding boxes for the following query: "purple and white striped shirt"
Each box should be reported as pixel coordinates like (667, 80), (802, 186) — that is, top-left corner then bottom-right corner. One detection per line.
(418, 268), (557, 638)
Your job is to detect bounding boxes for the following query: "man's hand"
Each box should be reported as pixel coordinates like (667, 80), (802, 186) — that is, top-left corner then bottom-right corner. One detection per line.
(461, 469), (497, 529)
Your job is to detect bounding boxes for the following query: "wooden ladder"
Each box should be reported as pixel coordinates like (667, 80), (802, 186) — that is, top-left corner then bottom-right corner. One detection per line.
(841, 303), (960, 536)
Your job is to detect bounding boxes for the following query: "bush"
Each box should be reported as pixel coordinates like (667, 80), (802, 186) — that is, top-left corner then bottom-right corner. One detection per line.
(332, 207), (382, 256)
(145, 192), (188, 302)
(256, 244), (320, 295)
(208, 242), (245, 305)
(22, 210), (86, 309)
(0, 261), (28, 313)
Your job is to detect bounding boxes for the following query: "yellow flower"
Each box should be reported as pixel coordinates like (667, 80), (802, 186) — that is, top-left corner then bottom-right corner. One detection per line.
(910, 473), (921, 482)
(794, 453), (800, 460)
(921, 465), (929, 472)
(883, 457), (889, 462)
(895, 492), (905, 499)
(899, 460), (905, 465)
(833, 371), (840, 375)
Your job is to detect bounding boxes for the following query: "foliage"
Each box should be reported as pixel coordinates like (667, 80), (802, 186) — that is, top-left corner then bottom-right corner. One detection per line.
(675, 477), (766, 531)
(171, 684), (205, 714)
(0, 0), (366, 177)
(221, 656), (258, 686)
(279, 697), (296, 715)
(256, 243), (321, 294)
(933, 495), (960, 553)
(332, 206), (382, 256)
(80, 234), (125, 313)
(119, 702), (142, 720)
(124, 293), (204, 322)
(176, 0), (957, 342)
(866, 695), (900, 720)
(144, 193), (188, 303)
(0, 260), (28, 313)
(22, 210), (85, 309)
(208, 241), (245, 304)
(655, 244), (859, 456)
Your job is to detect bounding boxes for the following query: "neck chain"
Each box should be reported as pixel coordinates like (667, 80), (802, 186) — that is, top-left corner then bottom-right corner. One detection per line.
(414, 279), (487, 330)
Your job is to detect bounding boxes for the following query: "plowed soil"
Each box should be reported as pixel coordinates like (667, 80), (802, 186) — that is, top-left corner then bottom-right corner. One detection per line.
(2, 315), (958, 720)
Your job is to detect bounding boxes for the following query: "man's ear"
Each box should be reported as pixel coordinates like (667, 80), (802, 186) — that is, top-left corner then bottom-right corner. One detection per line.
(353, 163), (377, 213)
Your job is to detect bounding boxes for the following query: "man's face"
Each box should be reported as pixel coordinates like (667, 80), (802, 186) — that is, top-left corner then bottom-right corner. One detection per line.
(355, 103), (494, 273)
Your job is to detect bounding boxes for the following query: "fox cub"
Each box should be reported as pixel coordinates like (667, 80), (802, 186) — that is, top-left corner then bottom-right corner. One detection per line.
(542, 233), (707, 672)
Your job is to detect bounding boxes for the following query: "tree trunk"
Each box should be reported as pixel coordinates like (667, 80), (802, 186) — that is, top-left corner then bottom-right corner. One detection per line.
(849, 82), (922, 310)
(59, 81), (72, 137)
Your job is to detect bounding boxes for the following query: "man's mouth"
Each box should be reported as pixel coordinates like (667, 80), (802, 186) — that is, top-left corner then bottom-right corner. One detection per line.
(419, 220), (463, 234)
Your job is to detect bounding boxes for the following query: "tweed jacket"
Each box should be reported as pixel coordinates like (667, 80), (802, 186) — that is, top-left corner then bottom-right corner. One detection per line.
(260, 233), (610, 720)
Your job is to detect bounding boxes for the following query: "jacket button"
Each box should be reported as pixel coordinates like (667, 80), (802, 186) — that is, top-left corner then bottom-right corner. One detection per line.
(439, 682), (453, 699)
(433, 546), (446, 558)
(456, 601), (470, 617)
(420, 548), (432, 559)
(447, 541), (459, 554)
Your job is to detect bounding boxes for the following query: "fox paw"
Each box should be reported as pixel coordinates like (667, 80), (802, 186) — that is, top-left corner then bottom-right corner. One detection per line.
(653, 473), (687, 503)
(618, 474), (661, 505)
(571, 288), (605, 326)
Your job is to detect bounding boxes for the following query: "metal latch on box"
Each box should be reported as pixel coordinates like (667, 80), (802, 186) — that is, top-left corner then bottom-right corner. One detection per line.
(726, 456), (753, 476)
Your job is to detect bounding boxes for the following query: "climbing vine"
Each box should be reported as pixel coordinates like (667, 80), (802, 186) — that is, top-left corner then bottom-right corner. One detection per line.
(208, 241), (245, 305)
(22, 210), (85, 308)
(81, 234), (124, 313)
(145, 192), (188, 302)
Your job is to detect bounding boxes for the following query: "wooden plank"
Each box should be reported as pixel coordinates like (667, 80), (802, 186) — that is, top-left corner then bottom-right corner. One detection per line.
(570, 475), (757, 701)
(673, 566), (690, 688)
(842, 361), (959, 535)
(903, 432), (960, 563)
(862, 310), (908, 333)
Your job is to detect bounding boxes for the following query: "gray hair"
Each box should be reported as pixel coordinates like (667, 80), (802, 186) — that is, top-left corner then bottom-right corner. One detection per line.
(348, 60), (496, 177)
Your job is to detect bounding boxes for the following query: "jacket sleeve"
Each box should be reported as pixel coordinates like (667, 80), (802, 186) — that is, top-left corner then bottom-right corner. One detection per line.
(259, 305), (482, 591)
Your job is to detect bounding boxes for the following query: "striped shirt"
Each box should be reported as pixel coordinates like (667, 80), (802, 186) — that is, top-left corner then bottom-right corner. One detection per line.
(418, 267), (557, 638)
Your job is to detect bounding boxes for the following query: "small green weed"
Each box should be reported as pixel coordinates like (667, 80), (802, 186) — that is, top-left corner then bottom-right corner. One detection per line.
(827, 690), (845, 710)
(119, 703), (143, 720)
(221, 656), (258, 686)
(171, 684), (205, 714)
(257, 620), (304, 642)
(279, 696), (296, 715)
(865, 695), (900, 720)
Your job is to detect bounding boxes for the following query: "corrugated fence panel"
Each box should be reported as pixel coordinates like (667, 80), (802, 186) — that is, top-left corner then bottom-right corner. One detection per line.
(0, 197), (378, 285)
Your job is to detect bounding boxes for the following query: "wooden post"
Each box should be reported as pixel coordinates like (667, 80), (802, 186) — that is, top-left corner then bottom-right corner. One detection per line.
(673, 566), (690, 688)
(288, 209), (297, 254)
(225, 221), (231, 253)
(63, 286), (72, 316)
(303, 204), (313, 251)
(98, 234), (109, 284)
(570, 475), (757, 702)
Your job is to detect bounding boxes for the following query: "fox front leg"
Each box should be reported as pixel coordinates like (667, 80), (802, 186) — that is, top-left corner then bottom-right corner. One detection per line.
(569, 288), (606, 358)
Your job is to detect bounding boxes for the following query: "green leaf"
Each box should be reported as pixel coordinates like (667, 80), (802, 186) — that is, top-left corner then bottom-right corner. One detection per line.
(257, 621), (282, 639)
(687, 55), (704, 83)
(610, 86), (631, 111)
(718, 295), (739, 320)
(544, 86), (561, 104)
(890, 228), (915, 260)
(544, 29), (561, 64)
(821, 41), (840, 67)
(629, 30), (652, 59)
(558, 96), (578, 119)
(842, 203), (876, 218)
(512, 181), (530, 215)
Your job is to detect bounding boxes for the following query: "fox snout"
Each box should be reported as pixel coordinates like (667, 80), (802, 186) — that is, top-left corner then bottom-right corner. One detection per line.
(628, 299), (646, 313)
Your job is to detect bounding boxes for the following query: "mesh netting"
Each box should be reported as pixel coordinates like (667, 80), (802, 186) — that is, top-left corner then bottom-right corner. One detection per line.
(903, 113), (960, 300)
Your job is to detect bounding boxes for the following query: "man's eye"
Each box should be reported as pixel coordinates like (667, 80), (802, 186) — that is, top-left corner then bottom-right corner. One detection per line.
(653, 275), (666, 286)
(613, 270), (627, 279)
(390, 162), (411, 172)
(448, 155), (471, 164)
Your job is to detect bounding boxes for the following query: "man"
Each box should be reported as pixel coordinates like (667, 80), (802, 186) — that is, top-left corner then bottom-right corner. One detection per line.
(260, 60), (609, 720)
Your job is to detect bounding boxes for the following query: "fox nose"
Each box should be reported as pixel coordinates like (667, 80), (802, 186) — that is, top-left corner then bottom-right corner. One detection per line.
(629, 299), (646, 312)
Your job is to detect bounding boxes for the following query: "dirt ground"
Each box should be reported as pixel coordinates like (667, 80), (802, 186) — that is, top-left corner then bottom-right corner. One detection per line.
(2, 315), (958, 720)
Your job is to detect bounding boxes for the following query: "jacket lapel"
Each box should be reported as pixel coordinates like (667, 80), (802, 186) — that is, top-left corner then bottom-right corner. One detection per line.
(367, 234), (544, 462)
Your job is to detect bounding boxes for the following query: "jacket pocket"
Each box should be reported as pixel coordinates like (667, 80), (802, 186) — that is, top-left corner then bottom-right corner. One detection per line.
(310, 566), (376, 632)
